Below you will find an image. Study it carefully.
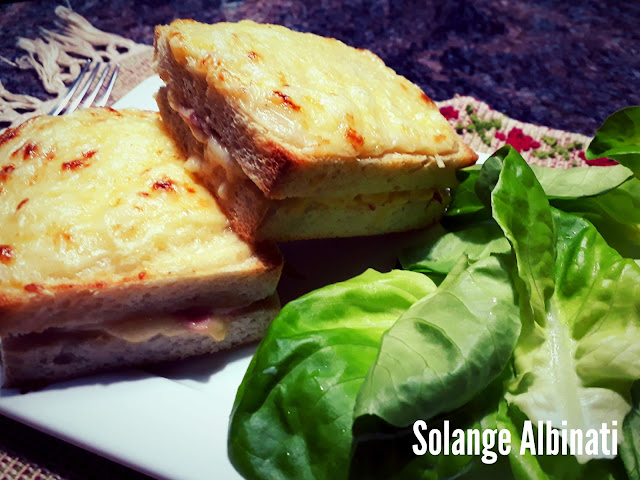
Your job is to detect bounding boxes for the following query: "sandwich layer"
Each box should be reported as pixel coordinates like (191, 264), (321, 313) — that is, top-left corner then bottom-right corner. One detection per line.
(259, 189), (450, 241)
(156, 87), (449, 240)
(1, 295), (279, 388)
(0, 108), (282, 336)
(154, 20), (478, 199)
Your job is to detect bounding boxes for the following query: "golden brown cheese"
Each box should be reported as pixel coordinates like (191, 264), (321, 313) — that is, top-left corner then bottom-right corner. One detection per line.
(164, 20), (460, 159)
(0, 109), (255, 294)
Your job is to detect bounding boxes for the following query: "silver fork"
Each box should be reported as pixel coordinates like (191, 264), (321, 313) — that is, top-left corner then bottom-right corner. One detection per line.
(49, 60), (120, 116)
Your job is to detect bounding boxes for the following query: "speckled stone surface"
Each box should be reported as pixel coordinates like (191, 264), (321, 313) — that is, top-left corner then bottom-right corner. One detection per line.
(1, 0), (640, 136)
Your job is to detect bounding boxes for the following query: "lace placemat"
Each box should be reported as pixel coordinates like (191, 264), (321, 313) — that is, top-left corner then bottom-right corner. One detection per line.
(0, 451), (63, 480)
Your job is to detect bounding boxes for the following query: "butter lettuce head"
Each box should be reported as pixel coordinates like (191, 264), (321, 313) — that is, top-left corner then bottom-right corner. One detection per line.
(228, 116), (640, 480)
(486, 147), (640, 462)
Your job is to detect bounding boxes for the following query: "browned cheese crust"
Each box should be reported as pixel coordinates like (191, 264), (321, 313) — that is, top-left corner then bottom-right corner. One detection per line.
(0, 108), (282, 338)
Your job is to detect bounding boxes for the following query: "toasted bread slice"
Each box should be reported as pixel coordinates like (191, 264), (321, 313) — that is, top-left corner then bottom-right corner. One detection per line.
(157, 86), (450, 240)
(0, 108), (282, 345)
(154, 19), (477, 201)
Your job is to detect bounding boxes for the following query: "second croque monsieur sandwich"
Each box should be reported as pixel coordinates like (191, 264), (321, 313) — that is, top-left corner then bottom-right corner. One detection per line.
(154, 20), (478, 241)
(0, 108), (282, 388)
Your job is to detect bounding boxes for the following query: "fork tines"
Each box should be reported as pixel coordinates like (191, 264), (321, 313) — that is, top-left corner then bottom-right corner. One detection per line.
(49, 60), (120, 116)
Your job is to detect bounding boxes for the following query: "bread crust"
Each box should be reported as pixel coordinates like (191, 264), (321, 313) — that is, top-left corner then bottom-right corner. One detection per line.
(154, 21), (478, 200)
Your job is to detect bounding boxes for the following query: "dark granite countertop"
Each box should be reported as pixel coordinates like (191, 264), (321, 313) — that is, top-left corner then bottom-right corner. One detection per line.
(1, 0), (639, 136)
(0, 1), (639, 479)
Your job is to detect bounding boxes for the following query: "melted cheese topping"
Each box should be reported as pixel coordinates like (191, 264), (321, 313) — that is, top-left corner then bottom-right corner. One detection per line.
(0, 108), (254, 290)
(167, 89), (245, 199)
(165, 20), (460, 158)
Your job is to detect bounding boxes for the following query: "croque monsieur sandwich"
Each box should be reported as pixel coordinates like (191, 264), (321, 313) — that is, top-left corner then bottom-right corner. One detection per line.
(154, 20), (478, 241)
(0, 108), (282, 388)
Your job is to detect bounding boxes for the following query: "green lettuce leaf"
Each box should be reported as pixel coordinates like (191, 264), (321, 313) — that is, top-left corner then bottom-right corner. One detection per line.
(445, 165), (487, 220)
(530, 164), (633, 198)
(228, 269), (437, 480)
(551, 177), (640, 259)
(588, 106), (640, 178)
(476, 150), (508, 208)
(474, 145), (632, 203)
(497, 402), (626, 480)
(350, 368), (514, 480)
(354, 253), (520, 428)
(489, 147), (556, 325)
(489, 148), (640, 462)
(474, 145), (631, 203)
(621, 381), (640, 480)
(399, 222), (510, 277)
